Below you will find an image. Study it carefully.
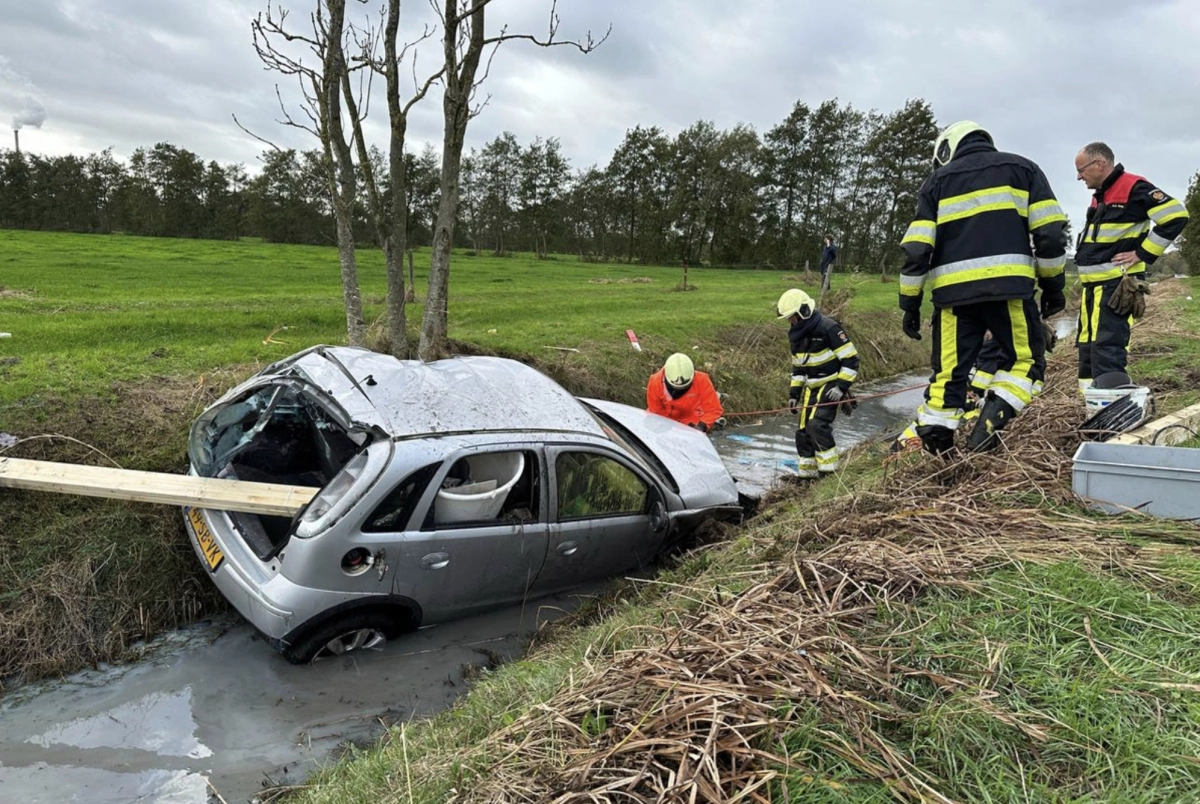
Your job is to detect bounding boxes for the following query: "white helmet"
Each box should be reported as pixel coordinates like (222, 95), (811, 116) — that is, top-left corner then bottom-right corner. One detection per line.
(663, 353), (695, 389)
(933, 120), (992, 167)
(776, 289), (815, 320)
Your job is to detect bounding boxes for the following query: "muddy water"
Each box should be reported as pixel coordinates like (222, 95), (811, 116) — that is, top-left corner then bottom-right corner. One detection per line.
(0, 589), (594, 804)
(715, 373), (929, 496)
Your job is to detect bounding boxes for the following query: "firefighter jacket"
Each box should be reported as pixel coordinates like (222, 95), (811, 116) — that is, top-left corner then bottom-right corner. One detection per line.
(787, 312), (859, 393)
(646, 369), (723, 429)
(1075, 164), (1189, 285)
(899, 137), (1068, 311)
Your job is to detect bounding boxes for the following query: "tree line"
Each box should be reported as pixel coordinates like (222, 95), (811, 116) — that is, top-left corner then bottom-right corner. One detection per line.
(0, 97), (946, 271)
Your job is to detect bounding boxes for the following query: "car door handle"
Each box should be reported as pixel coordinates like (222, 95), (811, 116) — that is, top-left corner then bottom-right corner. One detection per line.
(556, 541), (578, 556)
(420, 552), (450, 570)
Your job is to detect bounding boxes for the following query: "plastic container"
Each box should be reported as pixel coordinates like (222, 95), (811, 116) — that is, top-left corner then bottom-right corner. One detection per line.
(434, 452), (525, 524)
(1071, 442), (1200, 519)
(1083, 386), (1151, 412)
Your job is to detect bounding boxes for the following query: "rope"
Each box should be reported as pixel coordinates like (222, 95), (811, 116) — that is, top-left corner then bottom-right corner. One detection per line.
(723, 381), (929, 418)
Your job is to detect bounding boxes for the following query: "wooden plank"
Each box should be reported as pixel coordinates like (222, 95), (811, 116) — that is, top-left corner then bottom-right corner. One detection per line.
(1110, 402), (1200, 447)
(0, 457), (318, 516)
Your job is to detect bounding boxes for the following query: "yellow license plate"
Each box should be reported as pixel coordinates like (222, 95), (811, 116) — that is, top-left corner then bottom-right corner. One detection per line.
(188, 508), (225, 572)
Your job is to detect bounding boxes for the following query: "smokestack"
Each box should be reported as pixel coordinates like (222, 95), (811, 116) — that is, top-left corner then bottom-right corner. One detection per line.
(12, 129), (18, 154)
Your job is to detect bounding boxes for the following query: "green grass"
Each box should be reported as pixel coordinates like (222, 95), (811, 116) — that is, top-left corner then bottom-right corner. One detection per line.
(770, 560), (1200, 803)
(0, 230), (915, 414)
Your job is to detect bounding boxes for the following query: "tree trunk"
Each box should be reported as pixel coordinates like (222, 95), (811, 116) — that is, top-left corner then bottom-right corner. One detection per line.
(419, 0), (485, 361)
(406, 249), (417, 302)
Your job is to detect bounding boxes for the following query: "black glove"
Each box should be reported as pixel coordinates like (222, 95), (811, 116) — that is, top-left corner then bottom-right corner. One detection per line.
(902, 309), (922, 341)
(1040, 289), (1066, 318)
(690, 421), (709, 433)
(788, 386), (801, 413)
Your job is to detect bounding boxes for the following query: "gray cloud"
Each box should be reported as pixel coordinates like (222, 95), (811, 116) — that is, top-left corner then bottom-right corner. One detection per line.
(1, 0), (1197, 231)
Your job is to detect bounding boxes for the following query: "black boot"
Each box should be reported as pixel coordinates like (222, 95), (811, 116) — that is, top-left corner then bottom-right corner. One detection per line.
(967, 395), (1016, 452)
(915, 425), (955, 456)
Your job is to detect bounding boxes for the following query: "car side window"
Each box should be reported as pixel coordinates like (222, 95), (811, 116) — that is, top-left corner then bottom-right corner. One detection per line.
(555, 451), (648, 520)
(428, 450), (540, 529)
(362, 463), (439, 533)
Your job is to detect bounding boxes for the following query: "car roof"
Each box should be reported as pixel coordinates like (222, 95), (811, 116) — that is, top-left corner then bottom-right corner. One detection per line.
(281, 346), (607, 440)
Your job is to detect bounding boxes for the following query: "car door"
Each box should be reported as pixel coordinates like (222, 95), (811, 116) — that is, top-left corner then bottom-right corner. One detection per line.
(385, 448), (550, 623)
(531, 446), (667, 595)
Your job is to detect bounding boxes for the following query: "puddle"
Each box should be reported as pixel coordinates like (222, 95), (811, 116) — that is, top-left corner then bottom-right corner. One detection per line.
(0, 589), (596, 803)
(715, 373), (929, 497)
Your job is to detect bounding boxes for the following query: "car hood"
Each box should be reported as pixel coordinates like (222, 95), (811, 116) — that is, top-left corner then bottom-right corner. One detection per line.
(582, 399), (738, 509)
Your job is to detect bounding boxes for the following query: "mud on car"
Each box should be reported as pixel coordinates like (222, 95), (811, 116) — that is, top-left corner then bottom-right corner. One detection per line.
(184, 346), (742, 663)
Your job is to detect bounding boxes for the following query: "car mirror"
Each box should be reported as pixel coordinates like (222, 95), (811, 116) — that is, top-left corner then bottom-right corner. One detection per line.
(649, 498), (667, 534)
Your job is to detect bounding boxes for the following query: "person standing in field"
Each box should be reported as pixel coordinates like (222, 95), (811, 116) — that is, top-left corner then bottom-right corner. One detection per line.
(777, 288), (858, 478)
(1072, 142), (1189, 391)
(646, 353), (723, 432)
(898, 120), (1067, 454)
(819, 234), (837, 292)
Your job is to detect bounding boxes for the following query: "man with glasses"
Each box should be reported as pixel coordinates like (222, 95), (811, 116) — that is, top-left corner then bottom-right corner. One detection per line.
(1073, 142), (1189, 391)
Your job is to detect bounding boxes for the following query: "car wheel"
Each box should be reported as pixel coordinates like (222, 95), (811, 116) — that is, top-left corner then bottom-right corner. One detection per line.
(283, 612), (395, 665)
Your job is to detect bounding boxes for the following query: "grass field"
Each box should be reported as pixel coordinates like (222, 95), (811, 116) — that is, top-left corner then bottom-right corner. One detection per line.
(0, 229), (916, 415)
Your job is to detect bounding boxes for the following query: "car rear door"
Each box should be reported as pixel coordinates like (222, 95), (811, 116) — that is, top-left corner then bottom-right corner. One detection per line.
(531, 446), (666, 596)
(387, 448), (550, 623)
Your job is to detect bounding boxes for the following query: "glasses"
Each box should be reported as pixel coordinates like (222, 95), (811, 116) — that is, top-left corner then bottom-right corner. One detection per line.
(1075, 159), (1100, 176)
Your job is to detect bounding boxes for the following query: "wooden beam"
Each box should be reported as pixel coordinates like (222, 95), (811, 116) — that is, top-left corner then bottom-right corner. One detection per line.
(1109, 402), (1200, 447)
(0, 457), (318, 516)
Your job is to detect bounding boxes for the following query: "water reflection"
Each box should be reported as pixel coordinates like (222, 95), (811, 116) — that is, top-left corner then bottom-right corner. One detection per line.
(715, 373), (928, 496)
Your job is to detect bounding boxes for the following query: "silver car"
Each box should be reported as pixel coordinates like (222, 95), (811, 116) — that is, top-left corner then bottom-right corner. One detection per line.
(183, 346), (742, 663)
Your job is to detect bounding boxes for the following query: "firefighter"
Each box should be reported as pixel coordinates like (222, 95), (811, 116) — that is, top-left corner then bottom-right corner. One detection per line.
(646, 352), (723, 432)
(777, 288), (858, 478)
(1073, 142), (1189, 391)
(899, 120), (1068, 454)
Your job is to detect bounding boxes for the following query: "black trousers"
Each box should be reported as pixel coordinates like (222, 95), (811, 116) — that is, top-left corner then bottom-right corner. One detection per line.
(1077, 279), (1131, 382)
(923, 298), (1045, 420)
(795, 385), (839, 477)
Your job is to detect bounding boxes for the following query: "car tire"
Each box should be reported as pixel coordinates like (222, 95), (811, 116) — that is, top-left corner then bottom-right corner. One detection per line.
(283, 611), (398, 665)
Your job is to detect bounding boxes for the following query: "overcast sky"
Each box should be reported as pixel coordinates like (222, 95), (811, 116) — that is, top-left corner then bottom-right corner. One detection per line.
(2, 0), (1198, 233)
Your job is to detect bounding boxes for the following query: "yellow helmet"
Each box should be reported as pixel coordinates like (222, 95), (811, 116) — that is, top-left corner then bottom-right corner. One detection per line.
(776, 288), (815, 320)
(933, 120), (992, 167)
(663, 353), (695, 389)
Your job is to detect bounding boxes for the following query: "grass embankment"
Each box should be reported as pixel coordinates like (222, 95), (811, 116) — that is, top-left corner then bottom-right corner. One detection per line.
(0, 229), (922, 688)
(286, 280), (1200, 803)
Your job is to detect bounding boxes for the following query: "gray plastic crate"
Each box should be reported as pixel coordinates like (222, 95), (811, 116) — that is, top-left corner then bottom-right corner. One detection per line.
(1072, 442), (1200, 519)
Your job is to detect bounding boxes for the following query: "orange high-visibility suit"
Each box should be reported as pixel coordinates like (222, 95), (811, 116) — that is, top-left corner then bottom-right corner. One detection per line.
(646, 369), (723, 430)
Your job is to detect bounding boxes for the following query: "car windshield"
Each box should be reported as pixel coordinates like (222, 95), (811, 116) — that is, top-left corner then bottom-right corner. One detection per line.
(581, 402), (679, 494)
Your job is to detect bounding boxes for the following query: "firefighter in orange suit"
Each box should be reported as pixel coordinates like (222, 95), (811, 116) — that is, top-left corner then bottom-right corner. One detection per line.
(646, 353), (723, 432)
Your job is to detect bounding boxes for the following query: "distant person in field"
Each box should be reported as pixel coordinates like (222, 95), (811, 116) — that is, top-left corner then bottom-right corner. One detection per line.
(819, 234), (837, 290)
(646, 353), (723, 433)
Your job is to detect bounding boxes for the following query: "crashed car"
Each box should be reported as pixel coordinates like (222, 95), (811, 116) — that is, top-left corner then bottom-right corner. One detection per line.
(184, 346), (742, 663)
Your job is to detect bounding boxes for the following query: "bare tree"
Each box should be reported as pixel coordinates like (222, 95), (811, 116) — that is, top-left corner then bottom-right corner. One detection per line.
(418, 0), (608, 360)
(248, 1), (367, 345)
(344, 0), (444, 356)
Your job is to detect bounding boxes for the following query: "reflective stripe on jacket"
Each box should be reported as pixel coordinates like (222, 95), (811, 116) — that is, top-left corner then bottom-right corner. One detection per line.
(646, 369), (723, 428)
(1075, 164), (1189, 285)
(899, 137), (1068, 311)
(788, 313), (859, 391)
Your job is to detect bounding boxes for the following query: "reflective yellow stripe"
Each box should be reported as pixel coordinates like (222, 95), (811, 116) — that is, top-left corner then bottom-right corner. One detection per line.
(1078, 262), (1144, 284)
(902, 220), (936, 246)
(931, 263), (1035, 290)
(988, 300), (1035, 412)
(937, 186), (1030, 225)
(1141, 237), (1167, 258)
(1081, 221), (1150, 243)
(833, 343), (857, 359)
(899, 274), (925, 296)
(1148, 199), (1186, 224)
(930, 307), (957, 410)
(1028, 198), (1067, 230)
